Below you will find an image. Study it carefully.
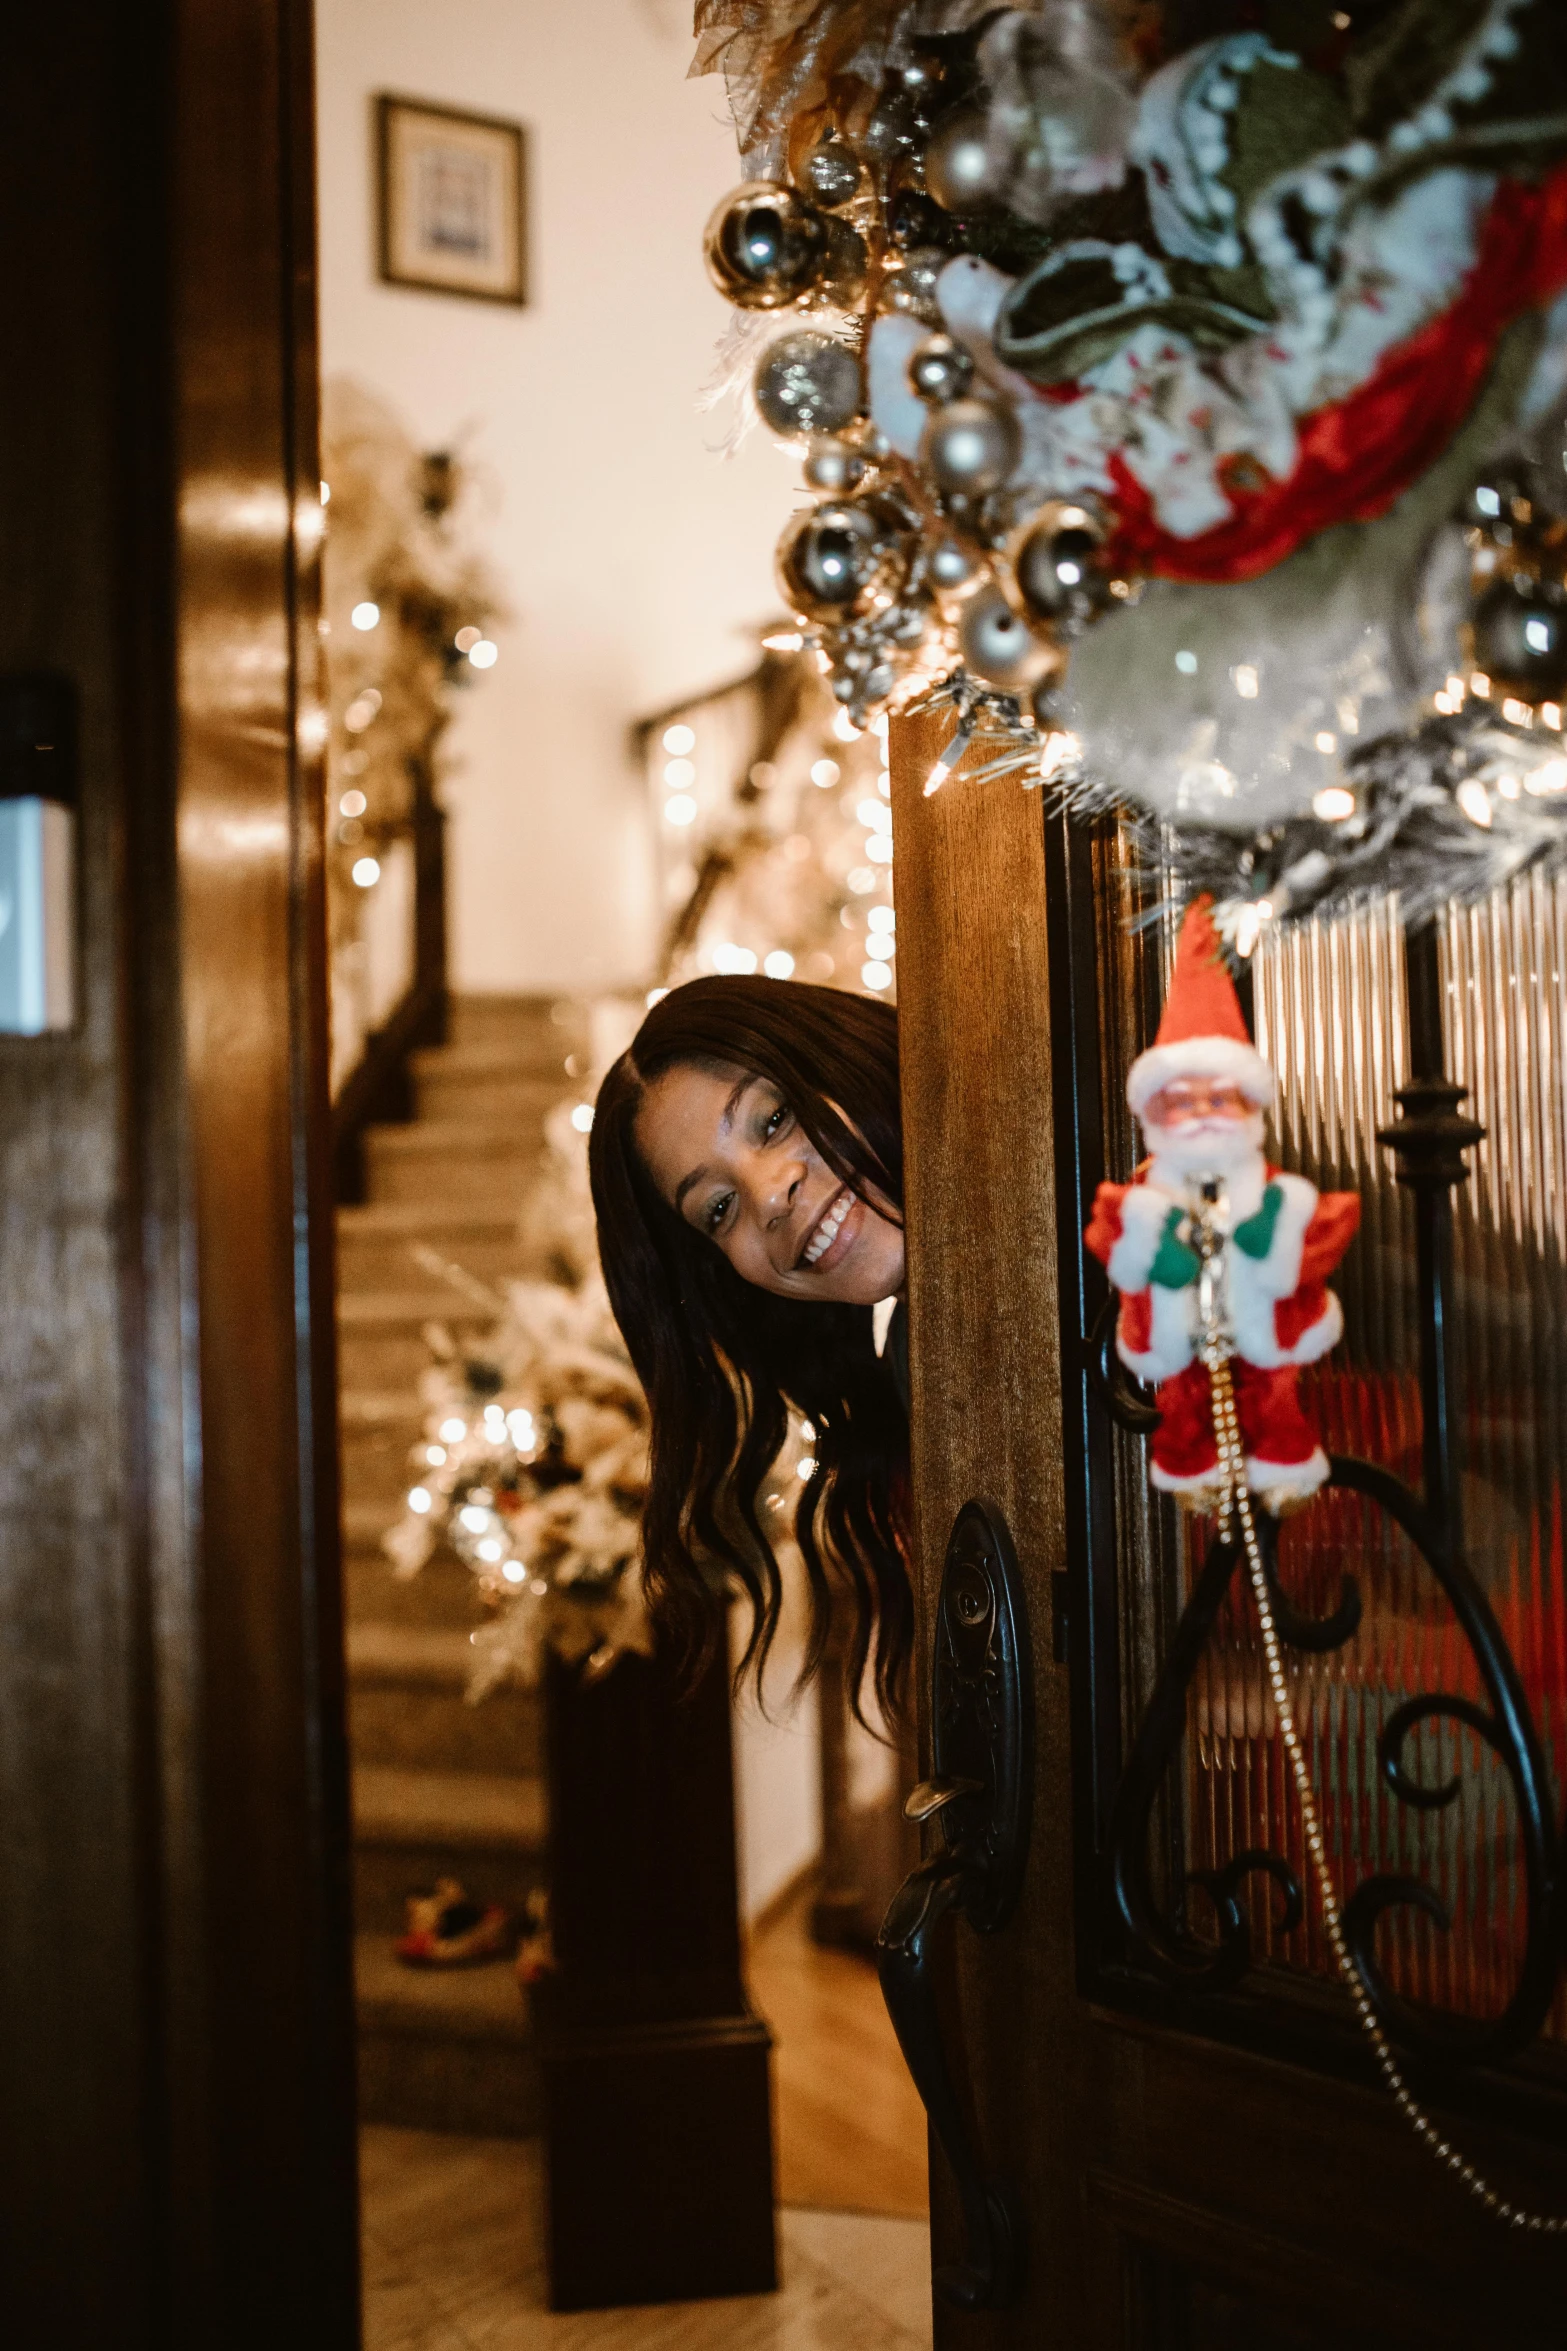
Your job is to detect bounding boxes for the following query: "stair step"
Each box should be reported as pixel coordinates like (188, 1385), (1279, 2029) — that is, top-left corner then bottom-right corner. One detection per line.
(343, 1542), (479, 1632)
(364, 1122), (548, 1209)
(352, 1763), (546, 1935)
(447, 992), (586, 1053)
(355, 1932), (539, 2137)
(354, 1764), (545, 1851)
(415, 1061), (576, 1128)
(347, 1625), (542, 1778)
(340, 1387), (424, 1467)
(335, 1202), (528, 1293)
(337, 1293), (496, 1390)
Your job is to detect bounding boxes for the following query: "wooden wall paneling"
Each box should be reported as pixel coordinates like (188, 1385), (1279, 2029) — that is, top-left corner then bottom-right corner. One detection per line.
(0, 3), (359, 2342)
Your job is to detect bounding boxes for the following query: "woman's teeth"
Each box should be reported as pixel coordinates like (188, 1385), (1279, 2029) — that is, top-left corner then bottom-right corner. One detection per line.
(803, 1188), (852, 1267)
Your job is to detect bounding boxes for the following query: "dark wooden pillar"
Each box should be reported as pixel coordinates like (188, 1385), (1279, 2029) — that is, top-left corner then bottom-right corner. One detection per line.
(0, 4), (359, 2344)
(538, 1647), (777, 2310)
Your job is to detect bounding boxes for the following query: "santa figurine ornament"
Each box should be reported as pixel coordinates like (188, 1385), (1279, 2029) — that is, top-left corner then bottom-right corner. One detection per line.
(1086, 899), (1360, 1513)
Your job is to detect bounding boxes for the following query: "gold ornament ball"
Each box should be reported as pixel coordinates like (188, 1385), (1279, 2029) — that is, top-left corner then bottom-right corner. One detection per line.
(704, 181), (831, 309)
(921, 396), (1021, 498)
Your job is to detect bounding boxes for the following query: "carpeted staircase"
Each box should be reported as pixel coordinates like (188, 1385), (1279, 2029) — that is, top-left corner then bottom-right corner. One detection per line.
(337, 995), (586, 2135)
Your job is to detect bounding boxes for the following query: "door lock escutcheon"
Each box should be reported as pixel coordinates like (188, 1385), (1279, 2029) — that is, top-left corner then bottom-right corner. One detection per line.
(876, 1496), (1033, 2312)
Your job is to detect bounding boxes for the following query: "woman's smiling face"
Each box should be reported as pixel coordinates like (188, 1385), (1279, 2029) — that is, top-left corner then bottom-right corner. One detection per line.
(634, 1060), (906, 1307)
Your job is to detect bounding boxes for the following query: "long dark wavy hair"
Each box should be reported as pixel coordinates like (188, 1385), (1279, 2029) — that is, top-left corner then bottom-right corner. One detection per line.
(588, 975), (912, 1718)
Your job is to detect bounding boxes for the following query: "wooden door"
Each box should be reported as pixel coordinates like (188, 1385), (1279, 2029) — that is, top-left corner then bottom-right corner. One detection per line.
(890, 705), (1567, 2347)
(0, 3), (358, 2342)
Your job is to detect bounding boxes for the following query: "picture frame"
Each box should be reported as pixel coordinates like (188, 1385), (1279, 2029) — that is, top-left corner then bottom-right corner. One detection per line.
(376, 95), (527, 307)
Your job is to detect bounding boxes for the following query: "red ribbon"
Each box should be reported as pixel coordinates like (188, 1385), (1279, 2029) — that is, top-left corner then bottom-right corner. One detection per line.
(1102, 160), (1567, 586)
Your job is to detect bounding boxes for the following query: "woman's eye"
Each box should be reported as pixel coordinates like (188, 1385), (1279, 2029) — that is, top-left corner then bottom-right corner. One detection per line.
(705, 1191), (735, 1234)
(762, 1101), (790, 1140)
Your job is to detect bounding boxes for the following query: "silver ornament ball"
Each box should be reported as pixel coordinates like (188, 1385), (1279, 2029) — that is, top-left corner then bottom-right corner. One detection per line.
(908, 333), (975, 406)
(803, 437), (867, 494)
(704, 181), (831, 309)
(801, 134), (862, 210)
(928, 536), (980, 590)
(754, 332), (864, 439)
(958, 588), (1061, 696)
(1014, 503), (1107, 619)
(776, 499), (905, 623)
(881, 246), (947, 323)
(921, 396), (1021, 499)
(925, 106), (999, 214)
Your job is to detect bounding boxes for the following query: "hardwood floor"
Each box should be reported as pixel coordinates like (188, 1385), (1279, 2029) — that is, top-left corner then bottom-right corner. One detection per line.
(359, 2128), (931, 2348)
(747, 1883), (929, 2222)
(356, 1876), (933, 2345)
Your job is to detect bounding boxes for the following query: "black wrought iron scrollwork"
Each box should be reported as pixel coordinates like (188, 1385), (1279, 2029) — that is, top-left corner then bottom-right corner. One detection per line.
(877, 1498), (1031, 2311)
(1101, 922), (1565, 2074)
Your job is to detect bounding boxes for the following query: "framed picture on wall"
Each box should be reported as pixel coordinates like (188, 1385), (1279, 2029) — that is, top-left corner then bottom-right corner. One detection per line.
(376, 95), (527, 306)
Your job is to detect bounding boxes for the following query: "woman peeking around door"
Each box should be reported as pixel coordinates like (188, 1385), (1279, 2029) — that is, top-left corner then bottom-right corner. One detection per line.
(589, 976), (912, 1718)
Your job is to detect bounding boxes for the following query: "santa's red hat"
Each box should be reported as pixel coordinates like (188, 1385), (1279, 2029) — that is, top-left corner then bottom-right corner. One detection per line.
(1126, 898), (1275, 1120)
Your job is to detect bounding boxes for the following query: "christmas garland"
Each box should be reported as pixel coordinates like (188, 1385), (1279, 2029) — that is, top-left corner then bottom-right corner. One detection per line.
(695, 0), (1567, 940)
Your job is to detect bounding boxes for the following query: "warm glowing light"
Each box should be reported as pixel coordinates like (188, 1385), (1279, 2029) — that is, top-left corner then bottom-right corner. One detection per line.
(1446, 674), (1466, 702)
(797, 1455), (817, 1478)
(862, 959), (892, 989)
(866, 836), (894, 863)
(350, 600), (380, 631)
(763, 950), (795, 979)
(832, 710), (860, 742)
(923, 754), (955, 797)
(570, 1103), (594, 1132)
(847, 867), (876, 893)
(1502, 697), (1533, 727)
(1525, 759), (1567, 795)
(439, 1418), (467, 1442)
(477, 1537), (504, 1564)
(468, 638), (498, 669)
(351, 856), (381, 888)
(1456, 779), (1493, 828)
(811, 758), (840, 788)
(502, 1559), (528, 1584)
(1233, 664), (1259, 699)
(459, 1504), (492, 1534)
(1314, 731), (1337, 755)
(320, 480), (331, 505)
(662, 724), (696, 755)
(663, 757), (696, 788)
(454, 625), (482, 652)
(866, 903), (895, 934)
(1039, 730), (1081, 781)
(344, 692), (380, 731)
(507, 1408), (535, 1446)
(1432, 691), (1459, 715)
(408, 1486), (433, 1514)
(1469, 671), (1492, 699)
(856, 797), (889, 830)
(664, 793), (698, 826)
(713, 943), (758, 974)
(646, 986), (669, 1007)
(1542, 703), (1563, 730)
(1312, 786), (1356, 822)
(425, 1444), (447, 1466)
(339, 789), (367, 817)
(761, 630), (804, 652)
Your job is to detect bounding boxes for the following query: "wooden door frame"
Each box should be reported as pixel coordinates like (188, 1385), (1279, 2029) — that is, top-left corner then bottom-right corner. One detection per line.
(0, 3), (359, 2341)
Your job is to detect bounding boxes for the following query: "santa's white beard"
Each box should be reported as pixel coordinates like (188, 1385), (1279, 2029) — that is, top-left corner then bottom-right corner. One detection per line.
(1142, 1111), (1266, 1197)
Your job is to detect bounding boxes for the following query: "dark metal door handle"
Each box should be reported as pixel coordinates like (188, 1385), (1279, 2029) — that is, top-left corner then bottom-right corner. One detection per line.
(876, 1497), (1033, 2312)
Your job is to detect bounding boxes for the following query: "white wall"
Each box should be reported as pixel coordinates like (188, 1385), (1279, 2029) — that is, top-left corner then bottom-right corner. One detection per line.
(315, 0), (789, 994)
